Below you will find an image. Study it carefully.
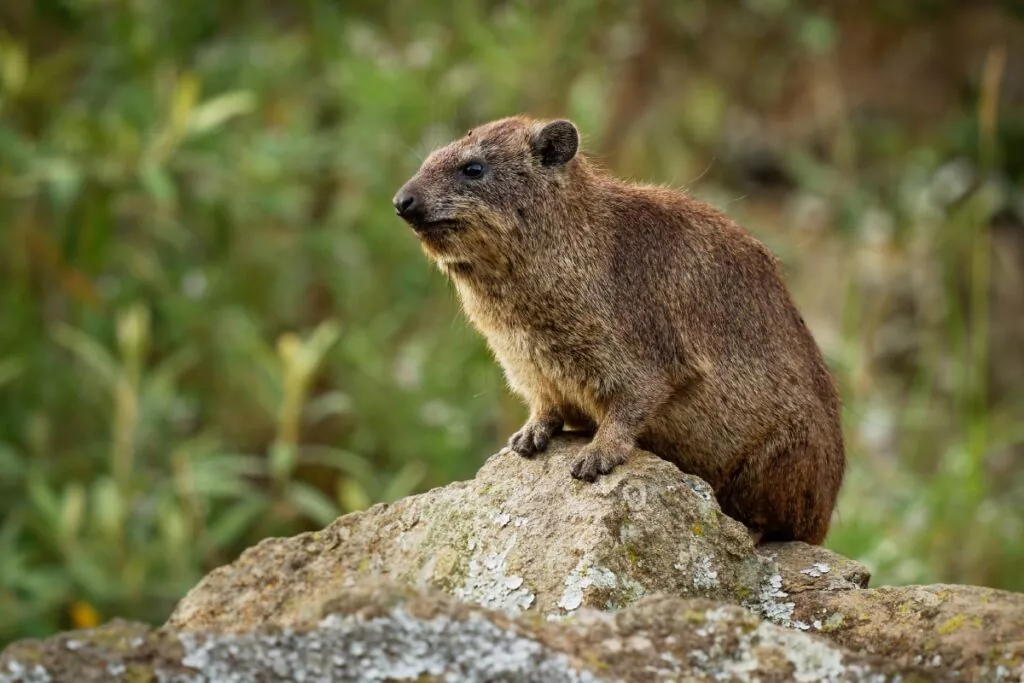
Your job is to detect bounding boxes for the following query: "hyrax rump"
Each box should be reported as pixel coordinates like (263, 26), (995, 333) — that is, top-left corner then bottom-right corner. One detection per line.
(392, 115), (845, 544)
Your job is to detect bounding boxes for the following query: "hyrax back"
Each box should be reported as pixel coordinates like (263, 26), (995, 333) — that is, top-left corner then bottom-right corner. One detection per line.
(393, 115), (845, 545)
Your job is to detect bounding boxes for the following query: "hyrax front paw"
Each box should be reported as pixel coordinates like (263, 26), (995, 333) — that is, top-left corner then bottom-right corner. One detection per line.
(570, 443), (629, 482)
(503, 417), (561, 458)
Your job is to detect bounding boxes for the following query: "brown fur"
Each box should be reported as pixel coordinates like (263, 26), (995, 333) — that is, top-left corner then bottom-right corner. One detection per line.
(392, 115), (845, 545)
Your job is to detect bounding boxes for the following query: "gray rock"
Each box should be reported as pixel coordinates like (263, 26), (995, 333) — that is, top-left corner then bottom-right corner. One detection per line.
(4, 436), (1023, 682)
(1, 580), (920, 682)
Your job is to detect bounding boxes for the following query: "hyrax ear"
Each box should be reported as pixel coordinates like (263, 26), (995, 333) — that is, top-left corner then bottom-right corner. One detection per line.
(532, 119), (579, 167)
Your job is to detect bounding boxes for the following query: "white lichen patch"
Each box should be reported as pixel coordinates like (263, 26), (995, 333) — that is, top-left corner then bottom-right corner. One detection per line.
(493, 512), (511, 527)
(756, 621), (859, 682)
(672, 537), (726, 597)
(687, 607), (889, 683)
(691, 555), (720, 590)
(0, 662), (51, 683)
(984, 663), (1024, 683)
(557, 560), (618, 613)
(455, 533), (535, 612)
(749, 573), (796, 626)
(682, 476), (713, 503)
(800, 562), (832, 578)
(154, 607), (601, 683)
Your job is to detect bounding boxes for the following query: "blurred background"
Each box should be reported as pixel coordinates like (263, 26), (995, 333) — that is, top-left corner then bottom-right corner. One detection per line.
(1, 0), (1023, 647)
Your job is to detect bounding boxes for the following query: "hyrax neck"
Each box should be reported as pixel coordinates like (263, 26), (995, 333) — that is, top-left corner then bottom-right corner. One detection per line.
(448, 223), (608, 339)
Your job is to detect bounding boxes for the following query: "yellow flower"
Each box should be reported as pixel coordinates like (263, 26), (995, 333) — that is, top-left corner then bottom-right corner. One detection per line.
(69, 600), (101, 629)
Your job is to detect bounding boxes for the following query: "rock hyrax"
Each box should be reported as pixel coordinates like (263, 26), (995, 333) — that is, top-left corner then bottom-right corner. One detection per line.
(393, 115), (845, 544)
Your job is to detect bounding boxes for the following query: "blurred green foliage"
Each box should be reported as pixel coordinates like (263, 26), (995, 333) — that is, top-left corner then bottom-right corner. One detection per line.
(1, 0), (1023, 646)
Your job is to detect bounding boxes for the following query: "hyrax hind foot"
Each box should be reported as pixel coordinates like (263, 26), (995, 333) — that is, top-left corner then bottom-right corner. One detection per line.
(502, 415), (562, 458)
(570, 442), (629, 482)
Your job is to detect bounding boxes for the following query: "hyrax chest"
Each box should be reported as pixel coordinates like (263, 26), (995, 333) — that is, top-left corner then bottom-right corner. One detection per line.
(455, 279), (618, 417)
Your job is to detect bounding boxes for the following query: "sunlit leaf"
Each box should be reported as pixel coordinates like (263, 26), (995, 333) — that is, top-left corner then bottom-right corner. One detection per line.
(171, 72), (201, 136)
(38, 157), (82, 209)
(269, 441), (297, 482)
(302, 319), (342, 374)
(303, 391), (354, 425)
(116, 303), (151, 362)
(59, 483), (86, 543)
(0, 40), (28, 94)
(91, 477), (124, 542)
(139, 162), (177, 207)
(158, 505), (188, 550)
(337, 478), (372, 514)
(189, 91), (257, 135)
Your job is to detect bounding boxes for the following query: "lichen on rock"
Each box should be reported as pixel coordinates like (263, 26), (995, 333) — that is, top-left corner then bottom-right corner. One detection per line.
(4, 437), (1024, 682)
(167, 436), (777, 630)
(1, 581), (922, 683)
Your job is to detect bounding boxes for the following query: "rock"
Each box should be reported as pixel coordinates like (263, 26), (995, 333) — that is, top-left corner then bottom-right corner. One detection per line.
(169, 435), (778, 630)
(785, 584), (1024, 676)
(1, 580), (926, 682)
(759, 542), (871, 594)
(753, 544), (1024, 676)
(4, 436), (1024, 681)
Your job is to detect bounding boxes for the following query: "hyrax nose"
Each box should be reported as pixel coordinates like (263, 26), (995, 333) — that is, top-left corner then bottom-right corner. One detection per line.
(393, 190), (420, 218)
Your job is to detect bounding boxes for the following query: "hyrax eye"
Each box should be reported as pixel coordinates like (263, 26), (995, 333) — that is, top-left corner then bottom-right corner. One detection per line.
(460, 162), (487, 179)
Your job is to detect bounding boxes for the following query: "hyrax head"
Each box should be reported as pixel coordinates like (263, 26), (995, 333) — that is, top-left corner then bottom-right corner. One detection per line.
(392, 116), (580, 264)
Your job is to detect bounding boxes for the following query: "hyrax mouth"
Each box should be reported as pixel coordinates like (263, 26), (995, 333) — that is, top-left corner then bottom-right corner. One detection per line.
(408, 218), (460, 239)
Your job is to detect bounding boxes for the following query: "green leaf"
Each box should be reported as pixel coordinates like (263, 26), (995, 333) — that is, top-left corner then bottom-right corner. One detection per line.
(91, 477), (123, 541)
(27, 474), (61, 527)
(0, 442), (25, 481)
(59, 483), (86, 542)
(299, 445), (375, 481)
(301, 319), (342, 373)
(269, 441), (297, 482)
(64, 554), (114, 598)
(158, 505), (188, 549)
(52, 324), (118, 389)
(206, 497), (268, 549)
(0, 40), (28, 94)
(38, 157), (82, 209)
(285, 481), (339, 526)
(337, 478), (372, 514)
(189, 91), (257, 135)
(0, 357), (25, 388)
(186, 453), (263, 499)
(303, 391), (353, 425)
(139, 162), (177, 207)
(382, 460), (428, 502)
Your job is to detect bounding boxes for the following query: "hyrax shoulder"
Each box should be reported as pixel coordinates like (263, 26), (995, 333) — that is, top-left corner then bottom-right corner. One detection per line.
(393, 115), (845, 545)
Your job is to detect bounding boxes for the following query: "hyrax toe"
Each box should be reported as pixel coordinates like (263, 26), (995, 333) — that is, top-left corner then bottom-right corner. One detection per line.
(570, 446), (628, 482)
(507, 418), (560, 458)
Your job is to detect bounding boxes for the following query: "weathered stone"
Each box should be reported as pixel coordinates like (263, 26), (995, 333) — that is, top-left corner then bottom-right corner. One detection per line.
(2, 581), (928, 682)
(751, 544), (1024, 676)
(169, 435), (777, 630)
(4, 437), (1023, 682)
(784, 584), (1024, 678)
(759, 541), (872, 594)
